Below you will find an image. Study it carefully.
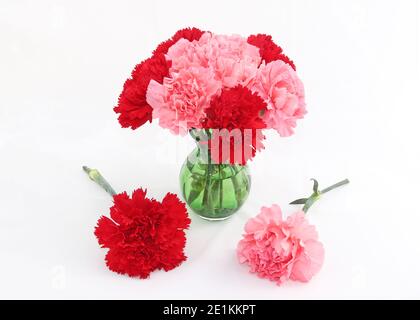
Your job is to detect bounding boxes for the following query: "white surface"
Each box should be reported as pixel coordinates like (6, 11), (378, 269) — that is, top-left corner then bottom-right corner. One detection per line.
(0, 0), (419, 299)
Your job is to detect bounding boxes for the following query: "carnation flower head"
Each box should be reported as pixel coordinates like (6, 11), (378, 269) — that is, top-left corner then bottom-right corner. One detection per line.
(114, 54), (170, 130)
(237, 205), (324, 285)
(146, 66), (221, 134)
(247, 33), (296, 70)
(95, 188), (190, 278)
(153, 27), (205, 55)
(203, 86), (267, 165)
(204, 85), (266, 130)
(251, 60), (306, 137)
(167, 32), (261, 88)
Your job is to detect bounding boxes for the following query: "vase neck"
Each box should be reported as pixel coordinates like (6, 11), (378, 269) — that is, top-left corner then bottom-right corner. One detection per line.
(189, 129), (212, 163)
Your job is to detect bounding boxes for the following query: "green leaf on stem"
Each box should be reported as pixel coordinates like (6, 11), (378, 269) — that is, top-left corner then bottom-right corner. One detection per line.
(187, 189), (202, 204)
(311, 178), (319, 194)
(289, 198), (308, 205)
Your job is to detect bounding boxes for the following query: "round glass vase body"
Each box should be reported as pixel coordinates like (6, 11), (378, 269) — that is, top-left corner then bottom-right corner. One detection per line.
(179, 131), (251, 220)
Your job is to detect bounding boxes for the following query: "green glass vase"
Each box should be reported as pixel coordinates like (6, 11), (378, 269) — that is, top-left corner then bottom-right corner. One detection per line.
(179, 129), (251, 220)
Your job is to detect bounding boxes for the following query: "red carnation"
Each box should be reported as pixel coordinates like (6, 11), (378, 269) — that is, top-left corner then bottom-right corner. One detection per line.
(203, 86), (267, 165)
(247, 34), (296, 70)
(153, 27), (205, 55)
(94, 189), (190, 278)
(113, 53), (169, 129)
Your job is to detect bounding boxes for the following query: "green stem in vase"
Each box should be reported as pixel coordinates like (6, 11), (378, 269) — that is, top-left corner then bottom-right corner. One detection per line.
(290, 178), (349, 213)
(230, 165), (242, 206)
(201, 129), (213, 213)
(219, 163), (223, 209)
(83, 166), (117, 197)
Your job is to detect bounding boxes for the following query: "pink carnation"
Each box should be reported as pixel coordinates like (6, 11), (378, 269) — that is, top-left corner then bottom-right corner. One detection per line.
(237, 205), (324, 285)
(146, 67), (221, 134)
(146, 32), (263, 134)
(167, 32), (261, 88)
(251, 60), (306, 137)
(194, 33), (261, 87)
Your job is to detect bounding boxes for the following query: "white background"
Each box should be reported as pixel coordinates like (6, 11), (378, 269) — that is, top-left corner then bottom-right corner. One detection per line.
(0, 0), (419, 299)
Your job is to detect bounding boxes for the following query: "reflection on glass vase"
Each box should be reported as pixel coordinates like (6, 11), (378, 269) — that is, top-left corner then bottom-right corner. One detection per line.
(179, 129), (251, 221)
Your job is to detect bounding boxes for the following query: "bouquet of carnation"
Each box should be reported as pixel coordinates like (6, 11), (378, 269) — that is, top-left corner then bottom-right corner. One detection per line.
(114, 28), (306, 220)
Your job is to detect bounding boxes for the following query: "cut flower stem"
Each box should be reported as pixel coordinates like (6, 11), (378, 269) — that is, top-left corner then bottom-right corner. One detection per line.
(83, 166), (117, 197)
(321, 179), (349, 194)
(290, 178), (350, 213)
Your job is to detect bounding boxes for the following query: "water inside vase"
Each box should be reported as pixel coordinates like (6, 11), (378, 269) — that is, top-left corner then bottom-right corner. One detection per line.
(179, 146), (251, 220)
